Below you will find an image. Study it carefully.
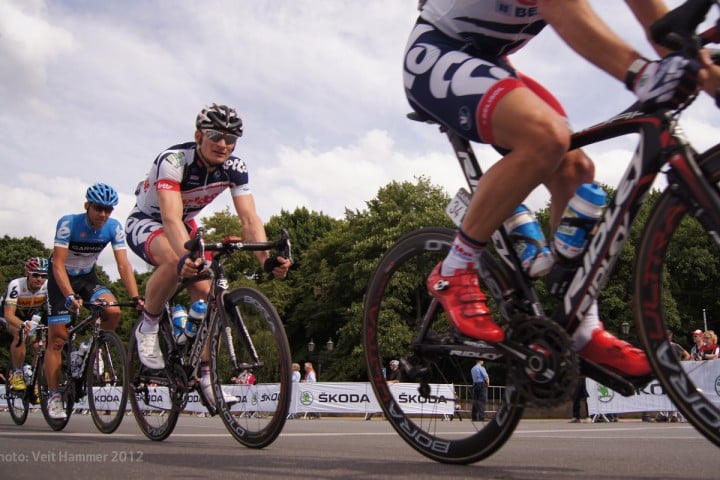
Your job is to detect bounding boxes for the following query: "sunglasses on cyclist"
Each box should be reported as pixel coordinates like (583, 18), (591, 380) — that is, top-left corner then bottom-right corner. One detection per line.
(203, 129), (239, 145)
(30, 273), (47, 279)
(90, 203), (114, 214)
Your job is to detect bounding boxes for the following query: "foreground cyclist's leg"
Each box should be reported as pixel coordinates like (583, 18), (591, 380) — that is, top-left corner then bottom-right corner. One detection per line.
(573, 302), (651, 377)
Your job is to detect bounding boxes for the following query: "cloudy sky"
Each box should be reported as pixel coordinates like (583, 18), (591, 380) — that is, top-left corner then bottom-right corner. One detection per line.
(2, 0), (720, 278)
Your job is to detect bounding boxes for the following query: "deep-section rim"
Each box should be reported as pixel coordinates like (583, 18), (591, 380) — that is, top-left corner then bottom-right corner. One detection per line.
(212, 287), (292, 449)
(363, 227), (524, 464)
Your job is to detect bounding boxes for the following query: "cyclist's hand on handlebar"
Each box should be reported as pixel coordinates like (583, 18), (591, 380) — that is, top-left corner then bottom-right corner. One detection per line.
(263, 255), (293, 279)
(176, 254), (207, 279)
(132, 295), (145, 311)
(65, 294), (82, 313)
(628, 54), (701, 110)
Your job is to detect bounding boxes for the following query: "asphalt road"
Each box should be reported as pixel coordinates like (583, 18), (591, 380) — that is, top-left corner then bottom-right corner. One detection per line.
(0, 411), (718, 480)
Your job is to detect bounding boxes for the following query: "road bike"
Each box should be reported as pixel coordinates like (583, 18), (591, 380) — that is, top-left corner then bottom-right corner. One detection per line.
(5, 322), (47, 425)
(363, 0), (720, 464)
(39, 299), (134, 433)
(127, 229), (293, 448)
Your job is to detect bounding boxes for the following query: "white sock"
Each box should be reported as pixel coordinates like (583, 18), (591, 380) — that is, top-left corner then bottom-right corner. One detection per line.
(572, 301), (602, 351)
(441, 232), (484, 276)
(138, 311), (159, 334)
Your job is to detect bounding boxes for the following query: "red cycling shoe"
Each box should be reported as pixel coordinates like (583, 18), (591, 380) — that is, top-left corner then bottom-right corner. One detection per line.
(426, 262), (504, 343)
(579, 328), (651, 377)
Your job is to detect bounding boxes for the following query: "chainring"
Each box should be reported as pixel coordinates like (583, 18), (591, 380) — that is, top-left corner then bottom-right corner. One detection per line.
(503, 315), (579, 407)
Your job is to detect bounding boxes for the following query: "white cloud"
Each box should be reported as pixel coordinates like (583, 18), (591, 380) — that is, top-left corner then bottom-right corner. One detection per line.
(2, 0), (717, 282)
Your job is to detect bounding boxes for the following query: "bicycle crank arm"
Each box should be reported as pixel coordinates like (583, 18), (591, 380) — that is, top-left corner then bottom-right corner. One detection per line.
(580, 358), (652, 397)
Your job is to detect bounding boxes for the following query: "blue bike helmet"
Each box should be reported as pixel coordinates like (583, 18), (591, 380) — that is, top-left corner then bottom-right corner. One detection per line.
(86, 183), (119, 207)
(25, 257), (49, 273)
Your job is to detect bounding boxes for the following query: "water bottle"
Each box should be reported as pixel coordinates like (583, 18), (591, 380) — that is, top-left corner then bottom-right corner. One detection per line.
(172, 305), (190, 345)
(187, 300), (207, 338)
(503, 204), (553, 278)
(23, 363), (33, 383)
(71, 340), (90, 378)
(553, 183), (607, 259)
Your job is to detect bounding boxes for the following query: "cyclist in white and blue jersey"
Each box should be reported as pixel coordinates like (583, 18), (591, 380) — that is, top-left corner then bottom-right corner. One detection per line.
(44, 183), (143, 419)
(125, 104), (292, 405)
(405, 0), (718, 379)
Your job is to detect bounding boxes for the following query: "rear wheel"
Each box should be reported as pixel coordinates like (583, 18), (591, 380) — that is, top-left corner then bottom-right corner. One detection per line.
(86, 331), (128, 433)
(39, 348), (74, 431)
(128, 321), (181, 441)
(363, 227), (524, 464)
(5, 368), (29, 425)
(212, 287), (292, 448)
(635, 145), (720, 447)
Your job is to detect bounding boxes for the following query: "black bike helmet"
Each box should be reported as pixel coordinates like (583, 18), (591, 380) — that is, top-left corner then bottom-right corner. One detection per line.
(86, 183), (119, 207)
(195, 103), (243, 137)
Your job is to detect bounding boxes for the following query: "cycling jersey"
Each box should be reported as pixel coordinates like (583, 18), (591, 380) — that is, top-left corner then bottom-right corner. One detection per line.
(3, 277), (47, 321)
(52, 213), (128, 276)
(133, 141), (251, 221)
(419, 0), (546, 57)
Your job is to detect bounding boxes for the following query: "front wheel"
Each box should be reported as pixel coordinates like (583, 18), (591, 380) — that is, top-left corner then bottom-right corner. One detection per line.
(635, 145), (720, 447)
(211, 287), (292, 449)
(5, 368), (29, 425)
(86, 331), (128, 434)
(363, 227), (524, 465)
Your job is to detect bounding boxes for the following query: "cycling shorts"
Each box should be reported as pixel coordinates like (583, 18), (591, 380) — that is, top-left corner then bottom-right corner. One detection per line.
(403, 21), (566, 146)
(125, 207), (199, 266)
(47, 266), (110, 326)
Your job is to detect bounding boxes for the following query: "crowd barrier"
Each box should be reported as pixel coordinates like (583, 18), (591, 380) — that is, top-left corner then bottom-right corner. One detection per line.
(587, 360), (720, 414)
(0, 382), (456, 416)
(4, 362), (717, 416)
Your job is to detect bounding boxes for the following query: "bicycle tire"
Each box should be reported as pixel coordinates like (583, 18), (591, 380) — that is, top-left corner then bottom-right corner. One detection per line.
(211, 287), (292, 449)
(127, 321), (181, 441)
(635, 144), (720, 447)
(5, 368), (29, 425)
(86, 331), (128, 434)
(363, 227), (524, 464)
(38, 348), (74, 431)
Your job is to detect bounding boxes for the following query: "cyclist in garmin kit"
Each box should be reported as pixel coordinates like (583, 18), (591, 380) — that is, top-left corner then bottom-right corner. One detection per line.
(45, 183), (143, 419)
(125, 103), (292, 404)
(405, 0), (719, 378)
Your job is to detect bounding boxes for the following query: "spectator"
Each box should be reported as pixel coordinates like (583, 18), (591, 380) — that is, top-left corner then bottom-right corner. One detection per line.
(302, 362), (319, 419)
(690, 329), (705, 361)
(288, 363), (301, 420)
(666, 329), (690, 361)
(570, 375), (589, 423)
(386, 360), (402, 383)
(470, 359), (489, 422)
(699, 331), (719, 360)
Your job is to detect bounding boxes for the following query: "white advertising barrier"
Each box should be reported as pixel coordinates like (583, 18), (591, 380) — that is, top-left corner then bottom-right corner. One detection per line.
(1, 382), (455, 415)
(290, 382), (455, 415)
(587, 360), (720, 414)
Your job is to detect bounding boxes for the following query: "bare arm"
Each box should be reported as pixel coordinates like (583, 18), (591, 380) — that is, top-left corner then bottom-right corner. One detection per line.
(113, 248), (140, 299)
(157, 188), (192, 257)
(538, 0), (667, 81)
(232, 193), (270, 266)
(52, 246), (82, 311)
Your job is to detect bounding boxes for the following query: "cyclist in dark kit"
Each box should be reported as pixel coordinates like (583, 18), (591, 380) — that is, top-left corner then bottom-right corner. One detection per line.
(403, 0), (720, 378)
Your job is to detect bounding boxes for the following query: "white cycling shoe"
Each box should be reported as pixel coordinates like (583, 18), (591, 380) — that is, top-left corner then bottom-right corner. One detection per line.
(201, 378), (239, 405)
(135, 322), (165, 370)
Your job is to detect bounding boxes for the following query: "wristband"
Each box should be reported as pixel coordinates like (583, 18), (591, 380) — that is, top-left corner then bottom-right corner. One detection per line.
(65, 294), (76, 309)
(625, 57), (650, 90)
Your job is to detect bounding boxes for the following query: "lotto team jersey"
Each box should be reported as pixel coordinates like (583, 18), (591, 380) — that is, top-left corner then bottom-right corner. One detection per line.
(53, 213), (128, 276)
(4, 277), (47, 320)
(134, 142), (250, 221)
(419, 0), (546, 57)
